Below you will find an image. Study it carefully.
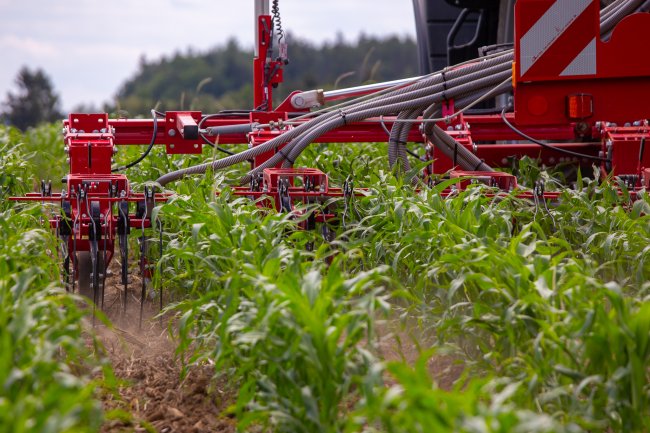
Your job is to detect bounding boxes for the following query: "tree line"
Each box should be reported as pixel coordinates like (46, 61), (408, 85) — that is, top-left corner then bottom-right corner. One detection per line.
(2, 34), (417, 129)
(115, 33), (418, 115)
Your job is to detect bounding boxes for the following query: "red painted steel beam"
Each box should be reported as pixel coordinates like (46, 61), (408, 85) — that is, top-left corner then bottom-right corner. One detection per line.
(473, 142), (601, 166)
(100, 113), (584, 147)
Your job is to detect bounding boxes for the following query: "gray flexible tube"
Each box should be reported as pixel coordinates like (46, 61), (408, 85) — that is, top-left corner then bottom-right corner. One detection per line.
(389, 86), (511, 174)
(636, 0), (650, 12)
(157, 54), (512, 186)
(388, 107), (421, 171)
(278, 69), (512, 170)
(275, 68), (511, 174)
(395, 108), (422, 172)
(421, 102), (440, 137)
(397, 106), (424, 172)
(397, 109), (423, 185)
(601, 0), (643, 35)
(265, 71), (509, 180)
(601, 0), (627, 21)
(426, 80), (513, 172)
(272, 61), (512, 168)
(431, 125), (493, 171)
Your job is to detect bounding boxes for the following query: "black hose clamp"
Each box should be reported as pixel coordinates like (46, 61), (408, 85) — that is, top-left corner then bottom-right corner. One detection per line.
(277, 147), (294, 165)
(339, 109), (348, 126)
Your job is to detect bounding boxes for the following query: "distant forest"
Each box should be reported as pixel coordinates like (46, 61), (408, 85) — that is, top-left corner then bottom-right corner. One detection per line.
(113, 34), (418, 116)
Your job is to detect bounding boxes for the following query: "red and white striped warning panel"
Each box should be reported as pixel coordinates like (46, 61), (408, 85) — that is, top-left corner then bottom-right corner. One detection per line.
(516, 0), (599, 81)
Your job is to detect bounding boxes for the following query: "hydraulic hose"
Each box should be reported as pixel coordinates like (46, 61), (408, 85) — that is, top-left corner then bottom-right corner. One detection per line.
(388, 107), (421, 171)
(601, 0), (644, 35)
(421, 102), (441, 137)
(430, 125), (492, 172)
(601, 0), (627, 21)
(254, 68), (512, 182)
(244, 68), (511, 183)
(279, 69), (512, 169)
(394, 108), (424, 184)
(157, 53), (512, 186)
(279, 60), (513, 159)
(636, 0), (650, 12)
(424, 80), (513, 172)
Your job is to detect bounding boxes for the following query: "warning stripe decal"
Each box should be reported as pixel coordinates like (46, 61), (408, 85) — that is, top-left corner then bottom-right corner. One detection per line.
(519, 0), (592, 76)
(560, 38), (597, 76)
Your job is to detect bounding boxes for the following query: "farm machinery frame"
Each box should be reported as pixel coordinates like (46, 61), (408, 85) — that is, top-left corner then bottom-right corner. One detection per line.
(10, 0), (650, 318)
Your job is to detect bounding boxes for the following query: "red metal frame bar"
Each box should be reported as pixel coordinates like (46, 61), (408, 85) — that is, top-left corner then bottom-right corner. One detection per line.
(89, 113), (584, 146)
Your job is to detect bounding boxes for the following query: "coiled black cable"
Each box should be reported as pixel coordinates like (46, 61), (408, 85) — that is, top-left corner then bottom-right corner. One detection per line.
(271, 0), (285, 44)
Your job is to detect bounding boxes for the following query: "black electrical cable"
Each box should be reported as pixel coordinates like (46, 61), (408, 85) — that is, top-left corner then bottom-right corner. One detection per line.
(211, 110), (253, 115)
(112, 109), (159, 172)
(198, 113), (238, 156)
(405, 146), (421, 159)
(500, 106), (607, 162)
(201, 134), (237, 156)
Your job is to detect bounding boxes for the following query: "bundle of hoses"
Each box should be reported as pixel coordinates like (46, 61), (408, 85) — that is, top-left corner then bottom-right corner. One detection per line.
(155, 0), (647, 188)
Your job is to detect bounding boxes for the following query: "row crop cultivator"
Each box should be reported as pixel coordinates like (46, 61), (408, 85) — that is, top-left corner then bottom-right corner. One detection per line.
(10, 0), (650, 323)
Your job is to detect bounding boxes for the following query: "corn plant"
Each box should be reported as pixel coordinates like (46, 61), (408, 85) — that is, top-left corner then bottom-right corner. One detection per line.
(0, 210), (103, 433)
(0, 127), (32, 198)
(155, 174), (387, 432)
(0, 125), (104, 433)
(358, 356), (578, 433)
(330, 167), (650, 430)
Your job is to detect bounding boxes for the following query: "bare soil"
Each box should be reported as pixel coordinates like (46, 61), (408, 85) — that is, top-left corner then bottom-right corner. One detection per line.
(375, 320), (465, 390)
(88, 261), (236, 433)
(86, 261), (463, 432)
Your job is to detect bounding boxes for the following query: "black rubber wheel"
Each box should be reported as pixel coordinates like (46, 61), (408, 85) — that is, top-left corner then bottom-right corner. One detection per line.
(76, 252), (104, 303)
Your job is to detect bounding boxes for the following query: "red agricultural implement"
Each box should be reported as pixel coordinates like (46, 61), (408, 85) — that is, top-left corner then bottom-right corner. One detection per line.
(10, 0), (650, 320)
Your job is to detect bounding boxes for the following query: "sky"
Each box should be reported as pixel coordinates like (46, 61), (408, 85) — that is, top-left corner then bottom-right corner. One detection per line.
(0, 0), (416, 111)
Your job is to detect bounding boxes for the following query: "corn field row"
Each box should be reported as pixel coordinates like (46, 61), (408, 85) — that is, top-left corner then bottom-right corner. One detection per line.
(2, 124), (650, 432)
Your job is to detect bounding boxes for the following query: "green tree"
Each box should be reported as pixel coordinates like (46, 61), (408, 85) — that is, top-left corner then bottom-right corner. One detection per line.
(112, 35), (417, 116)
(2, 67), (63, 130)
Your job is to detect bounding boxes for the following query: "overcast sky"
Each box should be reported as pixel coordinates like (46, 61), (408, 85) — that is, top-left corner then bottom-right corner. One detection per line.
(0, 0), (416, 111)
